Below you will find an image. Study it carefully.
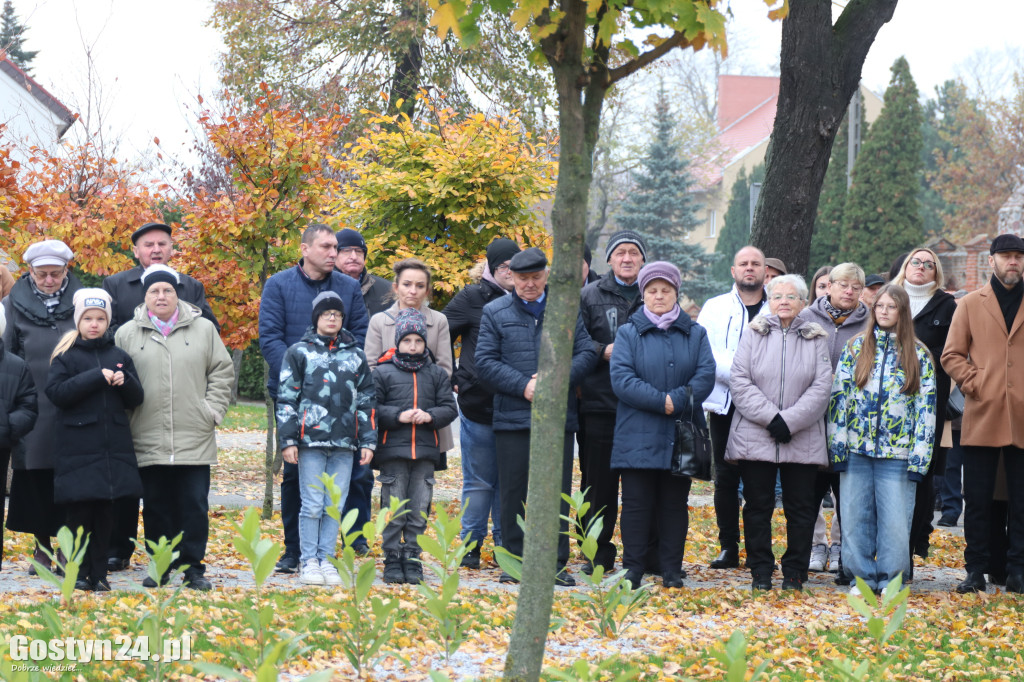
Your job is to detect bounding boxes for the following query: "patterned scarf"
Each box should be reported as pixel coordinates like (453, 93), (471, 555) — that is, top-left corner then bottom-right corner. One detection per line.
(149, 309), (179, 337)
(392, 350), (430, 372)
(29, 274), (69, 315)
(823, 298), (855, 325)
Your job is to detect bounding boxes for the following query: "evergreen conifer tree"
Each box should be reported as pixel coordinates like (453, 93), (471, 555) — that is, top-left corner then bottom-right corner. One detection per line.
(919, 80), (968, 238)
(0, 0), (37, 73)
(840, 57), (924, 273)
(616, 85), (720, 303)
(715, 164), (764, 281)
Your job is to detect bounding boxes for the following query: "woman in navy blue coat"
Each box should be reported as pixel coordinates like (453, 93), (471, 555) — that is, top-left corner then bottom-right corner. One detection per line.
(610, 262), (715, 589)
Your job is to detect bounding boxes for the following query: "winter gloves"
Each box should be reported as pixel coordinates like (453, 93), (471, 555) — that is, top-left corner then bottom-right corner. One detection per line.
(767, 414), (792, 444)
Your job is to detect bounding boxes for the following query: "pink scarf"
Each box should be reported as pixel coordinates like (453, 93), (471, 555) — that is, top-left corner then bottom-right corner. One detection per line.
(643, 304), (681, 330)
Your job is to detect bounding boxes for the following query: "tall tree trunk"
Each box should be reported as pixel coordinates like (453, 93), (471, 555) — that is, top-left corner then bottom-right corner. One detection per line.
(230, 348), (243, 405)
(750, 0), (899, 275)
(262, 361), (278, 520)
(386, 3), (424, 118)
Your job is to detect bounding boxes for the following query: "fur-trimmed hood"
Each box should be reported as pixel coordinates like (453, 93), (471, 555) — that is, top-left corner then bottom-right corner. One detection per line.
(749, 314), (828, 340)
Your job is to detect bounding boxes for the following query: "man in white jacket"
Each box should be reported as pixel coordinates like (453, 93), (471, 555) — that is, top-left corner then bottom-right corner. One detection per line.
(696, 246), (769, 569)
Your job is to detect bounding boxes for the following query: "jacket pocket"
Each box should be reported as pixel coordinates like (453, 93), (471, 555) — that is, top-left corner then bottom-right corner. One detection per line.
(62, 413), (98, 427)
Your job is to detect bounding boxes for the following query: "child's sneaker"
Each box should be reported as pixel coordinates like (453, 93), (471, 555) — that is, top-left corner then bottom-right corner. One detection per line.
(320, 559), (341, 586)
(300, 559), (325, 585)
(382, 553), (405, 584)
(827, 543), (842, 572)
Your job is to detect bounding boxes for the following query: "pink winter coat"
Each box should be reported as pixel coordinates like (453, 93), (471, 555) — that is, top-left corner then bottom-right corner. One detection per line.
(725, 314), (832, 466)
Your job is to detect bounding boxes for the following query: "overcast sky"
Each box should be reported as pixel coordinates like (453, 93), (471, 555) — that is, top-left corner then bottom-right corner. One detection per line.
(13, 0), (1024, 167)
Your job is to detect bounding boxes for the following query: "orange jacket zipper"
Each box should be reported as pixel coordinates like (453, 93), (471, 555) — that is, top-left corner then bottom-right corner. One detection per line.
(411, 372), (418, 460)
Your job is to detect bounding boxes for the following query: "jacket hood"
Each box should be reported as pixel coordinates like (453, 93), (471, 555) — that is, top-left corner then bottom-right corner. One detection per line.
(131, 299), (203, 330)
(749, 314), (828, 340)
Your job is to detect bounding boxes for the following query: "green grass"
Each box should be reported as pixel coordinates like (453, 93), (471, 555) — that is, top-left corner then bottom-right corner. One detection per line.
(220, 401), (269, 431)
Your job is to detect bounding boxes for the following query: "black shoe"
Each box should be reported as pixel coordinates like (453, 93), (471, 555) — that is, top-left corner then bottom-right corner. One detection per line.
(351, 541), (370, 557)
(402, 553), (423, 585)
(107, 557), (131, 572)
(936, 514), (958, 528)
(623, 570), (643, 589)
(710, 549), (739, 569)
(781, 575), (803, 591)
(662, 573), (684, 589)
(498, 572), (519, 584)
(460, 548), (481, 569)
(142, 571), (170, 588)
(1005, 573), (1024, 593)
(835, 572), (852, 586)
(382, 553), (405, 584)
(751, 574), (772, 591)
(184, 573), (212, 591)
(91, 578), (112, 592)
(554, 569), (575, 587)
(74, 578), (92, 591)
(275, 555), (299, 574)
(955, 572), (986, 594)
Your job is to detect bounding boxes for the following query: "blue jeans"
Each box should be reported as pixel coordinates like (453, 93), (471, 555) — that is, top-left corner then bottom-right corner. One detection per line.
(839, 453), (916, 591)
(298, 447), (354, 564)
(459, 415), (501, 547)
(940, 429), (964, 520)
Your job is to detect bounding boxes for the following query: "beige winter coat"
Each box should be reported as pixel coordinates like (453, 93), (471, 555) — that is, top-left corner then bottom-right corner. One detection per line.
(115, 301), (234, 467)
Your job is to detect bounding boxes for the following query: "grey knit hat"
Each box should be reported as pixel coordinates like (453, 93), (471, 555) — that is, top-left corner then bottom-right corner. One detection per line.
(311, 291), (345, 328)
(605, 230), (648, 262)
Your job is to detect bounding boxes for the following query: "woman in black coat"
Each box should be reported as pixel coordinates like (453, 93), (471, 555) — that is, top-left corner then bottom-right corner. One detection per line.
(892, 248), (958, 565)
(46, 289), (144, 590)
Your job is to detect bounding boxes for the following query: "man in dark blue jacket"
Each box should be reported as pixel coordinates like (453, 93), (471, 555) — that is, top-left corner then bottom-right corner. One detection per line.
(259, 223), (369, 573)
(475, 247), (597, 586)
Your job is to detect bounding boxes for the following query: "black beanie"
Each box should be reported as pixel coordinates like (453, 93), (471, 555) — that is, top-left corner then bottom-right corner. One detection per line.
(311, 291), (345, 328)
(336, 228), (368, 255)
(486, 238), (520, 273)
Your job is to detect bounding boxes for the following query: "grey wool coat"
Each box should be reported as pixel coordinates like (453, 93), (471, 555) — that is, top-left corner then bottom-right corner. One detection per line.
(725, 314), (833, 467)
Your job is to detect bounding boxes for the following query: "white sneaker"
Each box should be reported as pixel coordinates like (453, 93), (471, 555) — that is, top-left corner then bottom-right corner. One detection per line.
(320, 559), (341, 586)
(849, 584), (862, 597)
(300, 559), (325, 585)
(827, 543), (842, 572)
(808, 544), (828, 572)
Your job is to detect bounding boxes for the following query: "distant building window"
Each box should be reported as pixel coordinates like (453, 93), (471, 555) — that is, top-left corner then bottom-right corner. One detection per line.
(707, 210), (717, 238)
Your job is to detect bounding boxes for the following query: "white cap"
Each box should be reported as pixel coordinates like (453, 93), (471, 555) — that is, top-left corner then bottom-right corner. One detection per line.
(23, 239), (74, 268)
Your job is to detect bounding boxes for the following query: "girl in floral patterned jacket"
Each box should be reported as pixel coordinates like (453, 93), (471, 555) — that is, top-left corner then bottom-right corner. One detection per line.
(827, 283), (936, 594)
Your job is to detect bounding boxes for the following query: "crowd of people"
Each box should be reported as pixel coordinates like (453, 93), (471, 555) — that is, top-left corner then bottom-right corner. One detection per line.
(1, 223), (1021, 597)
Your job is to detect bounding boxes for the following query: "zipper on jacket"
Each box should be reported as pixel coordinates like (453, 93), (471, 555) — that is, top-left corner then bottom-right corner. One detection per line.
(411, 372), (418, 460)
(873, 333), (891, 453)
(165, 335), (175, 464)
(300, 408), (307, 440)
(777, 326), (789, 464)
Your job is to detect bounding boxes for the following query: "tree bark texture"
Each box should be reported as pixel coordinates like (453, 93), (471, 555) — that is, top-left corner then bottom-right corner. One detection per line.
(262, 361), (278, 520)
(750, 0), (898, 276)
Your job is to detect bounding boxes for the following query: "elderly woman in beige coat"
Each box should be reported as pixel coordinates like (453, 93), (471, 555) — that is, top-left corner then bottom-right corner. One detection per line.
(115, 264), (233, 591)
(364, 258), (454, 451)
(726, 274), (833, 591)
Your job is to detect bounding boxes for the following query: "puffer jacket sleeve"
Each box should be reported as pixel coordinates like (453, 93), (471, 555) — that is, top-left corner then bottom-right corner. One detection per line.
(610, 325), (665, 414)
(778, 335), (833, 434)
(258, 276), (289, 380)
(354, 350), (376, 451)
(827, 343), (857, 472)
(426, 366), (458, 429)
(475, 306), (531, 398)
(907, 350), (937, 480)
(569, 314), (598, 387)
(373, 369), (405, 430)
(46, 355), (109, 408)
(276, 345), (305, 449)
(2, 360), (37, 445)
(203, 324), (235, 424)
(340, 277), (369, 347)
(666, 325), (716, 416)
(728, 329), (776, 427)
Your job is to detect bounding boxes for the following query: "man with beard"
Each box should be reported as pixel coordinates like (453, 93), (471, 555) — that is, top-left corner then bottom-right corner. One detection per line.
(697, 246), (770, 569)
(942, 234), (1024, 594)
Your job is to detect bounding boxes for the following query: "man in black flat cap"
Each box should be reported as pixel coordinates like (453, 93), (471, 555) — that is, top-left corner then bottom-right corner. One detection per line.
(475, 247), (597, 586)
(101, 221), (219, 573)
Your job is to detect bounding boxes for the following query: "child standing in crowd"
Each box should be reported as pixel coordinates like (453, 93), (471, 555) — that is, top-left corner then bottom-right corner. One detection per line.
(277, 291), (376, 586)
(827, 283), (936, 595)
(373, 308), (457, 584)
(46, 289), (144, 591)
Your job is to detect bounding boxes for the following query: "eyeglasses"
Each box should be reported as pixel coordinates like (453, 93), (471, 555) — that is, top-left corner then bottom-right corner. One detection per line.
(31, 267), (66, 282)
(874, 304), (898, 312)
(320, 312), (342, 320)
(495, 264), (511, 273)
(909, 258), (936, 271)
(831, 281), (863, 292)
(770, 294), (800, 302)
(338, 247), (363, 256)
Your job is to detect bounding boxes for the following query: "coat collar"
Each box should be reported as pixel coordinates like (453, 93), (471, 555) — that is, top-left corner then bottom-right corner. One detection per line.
(913, 288), (954, 320)
(976, 283), (1024, 338)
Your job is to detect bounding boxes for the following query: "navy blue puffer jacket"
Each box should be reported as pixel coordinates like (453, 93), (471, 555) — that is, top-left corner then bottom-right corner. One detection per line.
(610, 309), (716, 470)
(475, 290), (597, 432)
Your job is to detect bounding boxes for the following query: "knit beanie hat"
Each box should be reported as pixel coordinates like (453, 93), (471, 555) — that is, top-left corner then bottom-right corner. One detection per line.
(311, 291), (345, 328)
(394, 307), (427, 345)
(73, 288), (113, 327)
(605, 230), (648, 262)
(141, 263), (181, 292)
(336, 228), (368, 255)
(486, 238), (520, 273)
(638, 261), (681, 293)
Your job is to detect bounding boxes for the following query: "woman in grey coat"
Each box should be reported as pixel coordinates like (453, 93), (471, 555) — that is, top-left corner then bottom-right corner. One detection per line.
(726, 274), (832, 591)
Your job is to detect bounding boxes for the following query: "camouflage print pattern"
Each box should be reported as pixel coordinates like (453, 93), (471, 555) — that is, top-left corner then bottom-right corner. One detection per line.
(277, 327), (376, 452)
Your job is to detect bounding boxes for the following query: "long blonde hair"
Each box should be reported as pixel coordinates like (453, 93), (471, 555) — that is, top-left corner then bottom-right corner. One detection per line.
(851, 284), (926, 395)
(891, 247), (945, 292)
(50, 329), (80, 361)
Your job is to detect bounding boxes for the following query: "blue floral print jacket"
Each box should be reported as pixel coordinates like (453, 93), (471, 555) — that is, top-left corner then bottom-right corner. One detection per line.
(827, 329), (936, 480)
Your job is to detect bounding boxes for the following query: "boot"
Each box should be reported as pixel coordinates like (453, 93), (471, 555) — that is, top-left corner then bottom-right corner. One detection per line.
(402, 550), (424, 585)
(382, 553), (405, 584)
(28, 546), (50, 576)
(460, 547), (481, 569)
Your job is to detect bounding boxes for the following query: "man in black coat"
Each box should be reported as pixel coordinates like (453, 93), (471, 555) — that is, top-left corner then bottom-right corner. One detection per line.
(101, 222), (219, 572)
(442, 237), (519, 568)
(577, 230), (647, 572)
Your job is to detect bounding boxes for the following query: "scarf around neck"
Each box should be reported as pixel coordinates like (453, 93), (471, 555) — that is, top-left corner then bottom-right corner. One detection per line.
(29, 275), (69, 315)
(149, 309), (180, 337)
(823, 298), (855, 324)
(644, 304), (681, 330)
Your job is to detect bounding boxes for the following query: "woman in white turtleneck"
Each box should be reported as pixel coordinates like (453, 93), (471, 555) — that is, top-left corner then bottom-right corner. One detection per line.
(891, 247), (959, 569)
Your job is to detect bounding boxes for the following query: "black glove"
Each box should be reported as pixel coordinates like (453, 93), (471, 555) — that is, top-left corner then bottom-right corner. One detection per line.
(767, 414), (792, 444)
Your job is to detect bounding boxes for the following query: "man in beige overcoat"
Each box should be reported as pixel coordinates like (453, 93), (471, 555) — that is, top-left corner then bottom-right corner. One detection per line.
(941, 233), (1024, 594)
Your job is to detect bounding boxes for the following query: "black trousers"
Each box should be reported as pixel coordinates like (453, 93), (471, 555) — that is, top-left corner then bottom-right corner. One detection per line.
(66, 500), (114, 582)
(281, 460), (300, 559)
(494, 430), (572, 567)
(620, 469), (690, 576)
(963, 446), (1024, 575)
(739, 461), (818, 579)
(140, 465), (210, 576)
(709, 407), (740, 552)
(108, 496), (140, 561)
(910, 446), (946, 558)
(579, 413), (619, 569)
